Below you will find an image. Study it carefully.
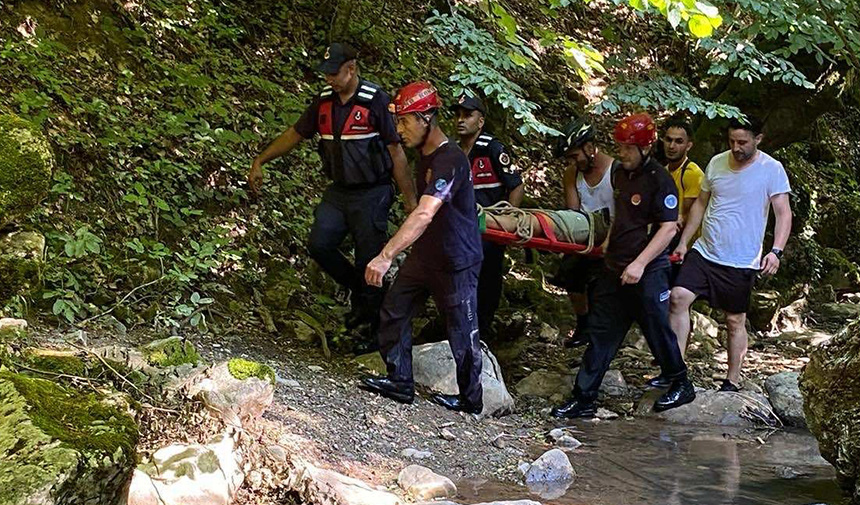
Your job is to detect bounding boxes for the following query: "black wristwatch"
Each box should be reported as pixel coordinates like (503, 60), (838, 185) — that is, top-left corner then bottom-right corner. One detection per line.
(770, 247), (783, 259)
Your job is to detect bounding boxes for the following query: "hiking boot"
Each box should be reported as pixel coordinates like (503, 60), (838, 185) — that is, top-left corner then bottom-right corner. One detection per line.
(430, 393), (482, 414)
(550, 399), (596, 419)
(719, 379), (741, 392)
(360, 376), (414, 404)
(654, 378), (696, 412)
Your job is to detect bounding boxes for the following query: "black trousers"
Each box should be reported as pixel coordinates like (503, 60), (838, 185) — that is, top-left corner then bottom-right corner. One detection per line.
(308, 184), (393, 314)
(377, 256), (484, 407)
(574, 266), (687, 403)
(477, 241), (505, 336)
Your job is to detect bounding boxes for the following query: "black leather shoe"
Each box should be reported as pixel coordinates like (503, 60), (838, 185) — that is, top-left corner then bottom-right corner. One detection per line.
(360, 376), (414, 404)
(550, 399), (596, 419)
(430, 393), (483, 414)
(654, 378), (696, 412)
(719, 379), (741, 392)
(647, 375), (672, 389)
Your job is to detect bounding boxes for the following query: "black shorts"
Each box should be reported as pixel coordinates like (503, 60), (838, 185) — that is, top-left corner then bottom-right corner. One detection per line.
(674, 249), (758, 314)
(550, 254), (603, 294)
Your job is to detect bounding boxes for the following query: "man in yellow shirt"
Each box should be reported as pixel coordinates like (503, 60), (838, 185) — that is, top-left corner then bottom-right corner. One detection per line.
(662, 118), (704, 252)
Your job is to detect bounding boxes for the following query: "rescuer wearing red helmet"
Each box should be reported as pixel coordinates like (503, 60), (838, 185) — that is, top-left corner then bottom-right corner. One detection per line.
(248, 43), (418, 341)
(361, 81), (485, 414)
(552, 113), (696, 418)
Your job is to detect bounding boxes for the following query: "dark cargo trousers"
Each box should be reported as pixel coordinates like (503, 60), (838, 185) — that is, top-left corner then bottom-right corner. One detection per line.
(477, 241), (505, 337)
(377, 256), (484, 407)
(308, 184), (393, 315)
(574, 266), (687, 403)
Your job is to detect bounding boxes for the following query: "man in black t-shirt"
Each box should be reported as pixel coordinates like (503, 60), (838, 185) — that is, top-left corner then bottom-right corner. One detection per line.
(361, 82), (485, 415)
(551, 114), (695, 419)
(450, 93), (523, 338)
(248, 43), (418, 337)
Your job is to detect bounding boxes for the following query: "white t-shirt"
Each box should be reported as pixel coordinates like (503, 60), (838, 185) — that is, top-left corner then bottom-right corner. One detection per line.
(692, 150), (791, 269)
(577, 163), (615, 220)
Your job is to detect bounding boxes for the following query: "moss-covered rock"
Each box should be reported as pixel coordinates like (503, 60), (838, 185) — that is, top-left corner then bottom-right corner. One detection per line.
(141, 336), (200, 367)
(0, 114), (53, 229)
(0, 370), (137, 505)
(799, 320), (860, 503)
(227, 358), (275, 385)
(0, 318), (27, 344)
(0, 231), (45, 302)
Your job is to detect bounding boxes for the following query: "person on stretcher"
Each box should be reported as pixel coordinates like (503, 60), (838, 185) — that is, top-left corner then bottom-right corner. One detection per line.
(480, 203), (612, 249)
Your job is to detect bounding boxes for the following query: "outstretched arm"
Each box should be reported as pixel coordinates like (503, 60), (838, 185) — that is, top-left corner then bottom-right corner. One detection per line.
(249, 127), (305, 192)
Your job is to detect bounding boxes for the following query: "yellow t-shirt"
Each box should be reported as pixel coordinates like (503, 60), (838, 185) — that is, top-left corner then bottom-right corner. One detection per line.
(668, 159), (704, 218)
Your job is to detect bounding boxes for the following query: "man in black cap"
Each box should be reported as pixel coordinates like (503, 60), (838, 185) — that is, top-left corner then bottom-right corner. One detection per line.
(450, 92), (523, 338)
(249, 43), (418, 338)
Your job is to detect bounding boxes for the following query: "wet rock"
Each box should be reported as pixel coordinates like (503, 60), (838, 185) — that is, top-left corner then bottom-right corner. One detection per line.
(814, 302), (860, 324)
(596, 408), (620, 420)
(127, 433), (242, 505)
(285, 461), (401, 505)
(556, 436), (582, 449)
(764, 372), (806, 428)
(0, 114), (53, 229)
(397, 464), (457, 500)
(523, 448), (575, 483)
(748, 290), (781, 331)
(637, 389), (777, 427)
(0, 230), (45, 302)
(515, 370), (574, 401)
(0, 370), (137, 505)
(402, 448), (432, 460)
(185, 361), (274, 427)
(601, 370), (628, 396)
(412, 341), (514, 417)
(800, 320), (860, 502)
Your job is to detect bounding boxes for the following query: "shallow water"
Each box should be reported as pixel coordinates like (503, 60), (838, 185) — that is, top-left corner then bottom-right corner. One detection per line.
(457, 419), (842, 505)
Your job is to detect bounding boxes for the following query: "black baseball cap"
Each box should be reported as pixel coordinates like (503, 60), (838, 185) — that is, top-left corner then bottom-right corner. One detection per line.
(448, 93), (486, 115)
(316, 43), (358, 74)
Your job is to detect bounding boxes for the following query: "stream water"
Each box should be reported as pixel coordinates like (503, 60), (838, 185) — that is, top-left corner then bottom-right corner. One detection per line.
(457, 419), (842, 505)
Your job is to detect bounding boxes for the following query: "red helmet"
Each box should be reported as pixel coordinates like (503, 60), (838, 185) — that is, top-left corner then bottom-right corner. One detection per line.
(614, 113), (657, 148)
(392, 81), (441, 115)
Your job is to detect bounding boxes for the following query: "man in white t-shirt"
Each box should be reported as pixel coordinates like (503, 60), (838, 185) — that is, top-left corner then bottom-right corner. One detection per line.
(669, 116), (792, 391)
(551, 117), (621, 347)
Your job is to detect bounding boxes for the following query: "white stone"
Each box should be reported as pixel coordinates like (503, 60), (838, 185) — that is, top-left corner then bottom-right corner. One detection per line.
(285, 461), (401, 505)
(185, 361), (274, 427)
(397, 465), (457, 500)
(524, 448), (575, 483)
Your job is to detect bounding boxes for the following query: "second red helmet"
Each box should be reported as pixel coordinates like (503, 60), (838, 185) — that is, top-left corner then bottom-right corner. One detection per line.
(392, 81), (442, 115)
(614, 113), (657, 148)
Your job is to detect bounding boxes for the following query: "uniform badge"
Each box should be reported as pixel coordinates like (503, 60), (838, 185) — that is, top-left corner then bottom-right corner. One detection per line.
(631, 194), (642, 206)
(458, 95), (466, 104)
(664, 194), (678, 209)
(499, 152), (510, 165)
(435, 178), (448, 191)
(478, 159), (485, 169)
(354, 110), (362, 121)
(324, 47), (331, 59)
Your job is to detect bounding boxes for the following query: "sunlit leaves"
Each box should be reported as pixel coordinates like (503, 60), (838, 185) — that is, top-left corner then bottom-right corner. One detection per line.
(594, 74), (744, 119)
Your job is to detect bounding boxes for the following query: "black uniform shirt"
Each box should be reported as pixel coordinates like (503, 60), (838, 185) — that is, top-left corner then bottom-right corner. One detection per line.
(605, 157), (679, 274)
(412, 141), (483, 272)
(294, 84), (400, 145)
(468, 133), (523, 207)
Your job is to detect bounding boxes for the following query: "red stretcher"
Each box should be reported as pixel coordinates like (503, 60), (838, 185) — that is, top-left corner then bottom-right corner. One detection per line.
(482, 213), (681, 262)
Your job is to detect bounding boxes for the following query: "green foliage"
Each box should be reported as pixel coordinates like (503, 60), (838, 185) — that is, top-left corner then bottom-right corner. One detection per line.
(142, 337), (200, 367)
(0, 114), (53, 228)
(227, 358), (275, 384)
(595, 73), (743, 118)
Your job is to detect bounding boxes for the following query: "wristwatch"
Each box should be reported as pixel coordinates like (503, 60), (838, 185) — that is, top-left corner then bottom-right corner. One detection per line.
(770, 247), (783, 259)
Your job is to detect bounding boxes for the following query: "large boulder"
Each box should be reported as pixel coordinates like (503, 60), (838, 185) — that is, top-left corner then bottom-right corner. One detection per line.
(514, 368), (626, 403)
(0, 230), (45, 302)
(0, 114), (53, 229)
(637, 389), (777, 427)
(284, 461), (401, 505)
(764, 372), (806, 428)
(185, 360), (275, 428)
(412, 342), (515, 417)
(800, 321), (860, 502)
(748, 290), (781, 332)
(127, 432), (242, 505)
(397, 465), (457, 501)
(0, 370), (137, 505)
(814, 302), (860, 324)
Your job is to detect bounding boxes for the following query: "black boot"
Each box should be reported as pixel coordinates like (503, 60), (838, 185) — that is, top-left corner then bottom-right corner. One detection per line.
(550, 399), (596, 419)
(360, 376), (414, 404)
(654, 378), (696, 412)
(646, 374), (672, 389)
(430, 393), (483, 414)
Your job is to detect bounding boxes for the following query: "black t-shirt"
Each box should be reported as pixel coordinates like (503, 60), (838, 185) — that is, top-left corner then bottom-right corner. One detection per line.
(468, 133), (523, 207)
(605, 157), (679, 273)
(412, 141), (483, 271)
(294, 83), (400, 145)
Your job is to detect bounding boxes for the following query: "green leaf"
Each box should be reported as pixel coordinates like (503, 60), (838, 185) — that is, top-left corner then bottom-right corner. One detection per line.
(688, 15), (714, 38)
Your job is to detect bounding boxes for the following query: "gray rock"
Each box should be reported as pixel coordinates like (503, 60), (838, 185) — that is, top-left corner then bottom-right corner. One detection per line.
(284, 461), (400, 505)
(0, 231), (46, 301)
(556, 435), (582, 449)
(440, 428), (456, 441)
(765, 372), (806, 427)
(637, 389), (777, 427)
(398, 464), (457, 500)
(601, 370), (628, 396)
(402, 448), (432, 460)
(412, 341), (514, 417)
(515, 370), (574, 400)
(127, 433), (242, 505)
(596, 408), (619, 420)
(548, 428), (565, 441)
(523, 448), (575, 483)
(185, 361), (274, 427)
(815, 302), (860, 323)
